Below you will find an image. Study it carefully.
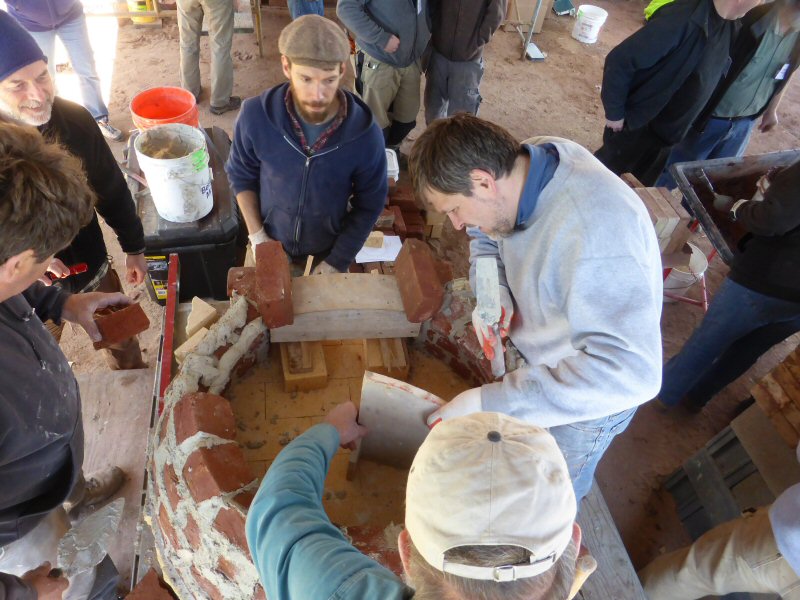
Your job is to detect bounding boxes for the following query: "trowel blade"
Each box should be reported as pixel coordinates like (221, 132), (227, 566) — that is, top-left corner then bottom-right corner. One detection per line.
(475, 257), (502, 325)
(357, 371), (444, 469)
(58, 498), (124, 578)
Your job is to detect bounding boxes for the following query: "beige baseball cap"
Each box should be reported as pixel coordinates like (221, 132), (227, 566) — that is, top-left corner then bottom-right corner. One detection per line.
(405, 412), (577, 582)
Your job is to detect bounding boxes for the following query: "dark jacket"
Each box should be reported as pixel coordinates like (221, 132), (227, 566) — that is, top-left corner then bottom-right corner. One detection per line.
(695, 4), (800, 131)
(430, 0), (507, 61)
(729, 159), (800, 302)
(0, 285), (83, 599)
(40, 98), (145, 292)
(337, 0), (431, 67)
(601, 0), (736, 132)
(6, 0), (83, 32)
(225, 84), (387, 272)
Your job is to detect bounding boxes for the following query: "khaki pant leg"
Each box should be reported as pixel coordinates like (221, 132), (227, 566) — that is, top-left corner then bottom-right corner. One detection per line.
(640, 508), (800, 599)
(177, 0), (204, 97)
(92, 269), (146, 370)
(359, 53), (401, 130)
(391, 61), (422, 124)
(203, 0), (234, 107)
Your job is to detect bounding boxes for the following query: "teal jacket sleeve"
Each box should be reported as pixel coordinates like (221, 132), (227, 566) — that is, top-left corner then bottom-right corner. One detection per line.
(245, 424), (413, 600)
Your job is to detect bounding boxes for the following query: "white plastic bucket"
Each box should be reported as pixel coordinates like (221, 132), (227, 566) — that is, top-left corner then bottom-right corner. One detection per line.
(572, 5), (609, 44)
(663, 243), (708, 302)
(134, 123), (213, 223)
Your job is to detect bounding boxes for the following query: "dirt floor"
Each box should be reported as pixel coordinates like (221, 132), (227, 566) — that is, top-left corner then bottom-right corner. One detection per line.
(50, 0), (800, 579)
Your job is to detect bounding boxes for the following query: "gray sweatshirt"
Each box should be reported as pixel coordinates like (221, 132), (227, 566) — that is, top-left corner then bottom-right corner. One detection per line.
(475, 137), (663, 428)
(337, 0), (431, 68)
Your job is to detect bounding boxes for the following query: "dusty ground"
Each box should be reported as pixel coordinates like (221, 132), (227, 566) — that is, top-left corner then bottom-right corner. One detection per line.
(52, 0), (800, 577)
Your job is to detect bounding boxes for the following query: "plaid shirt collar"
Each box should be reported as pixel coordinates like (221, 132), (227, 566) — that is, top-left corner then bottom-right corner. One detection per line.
(284, 87), (348, 156)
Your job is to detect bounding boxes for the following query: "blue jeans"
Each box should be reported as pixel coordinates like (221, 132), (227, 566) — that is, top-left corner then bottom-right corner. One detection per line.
(549, 407), (637, 503)
(655, 117), (757, 189)
(288, 0), (324, 19)
(28, 14), (109, 121)
(660, 278), (800, 408)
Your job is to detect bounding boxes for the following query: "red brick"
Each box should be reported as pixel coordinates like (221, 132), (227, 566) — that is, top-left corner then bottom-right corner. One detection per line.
(183, 443), (254, 503)
(402, 211), (425, 228)
(191, 566), (223, 600)
(157, 505), (180, 550)
(162, 464), (181, 510)
(424, 342), (446, 360)
(213, 344), (231, 360)
(347, 525), (404, 577)
(232, 491), (255, 510)
(227, 266), (255, 298)
(390, 206), (406, 239)
(348, 263), (364, 273)
(128, 568), (176, 600)
(436, 336), (459, 358)
(216, 556), (238, 582)
(173, 392), (236, 445)
(435, 260), (453, 285)
(184, 513), (201, 550)
(253, 584), (267, 600)
(394, 239), (445, 322)
(93, 302), (150, 350)
(213, 507), (249, 553)
(157, 413), (170, 444)
(255, 241), (294, 328)
(375, 208), (395, 229)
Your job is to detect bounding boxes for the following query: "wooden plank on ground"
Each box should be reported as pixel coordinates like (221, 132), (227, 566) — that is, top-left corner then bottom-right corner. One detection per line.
(682, 449), (742, 526)
(78, 369), (155, 588)
(270, 309), (421, 342)
(577, 482), (647, 599)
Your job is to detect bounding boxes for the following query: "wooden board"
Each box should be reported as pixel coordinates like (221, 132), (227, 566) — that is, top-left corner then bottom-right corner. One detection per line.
(290, 274), (405, 314)
(270, 309), (421, 342)
(577, 482), (648, 599)
(356, 372), (444, 469)
(78, 369), (155, 588)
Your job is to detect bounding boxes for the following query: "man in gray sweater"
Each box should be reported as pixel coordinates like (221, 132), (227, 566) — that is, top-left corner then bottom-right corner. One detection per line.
(337, 0), (430, 148)
(410, 115), (663, 502)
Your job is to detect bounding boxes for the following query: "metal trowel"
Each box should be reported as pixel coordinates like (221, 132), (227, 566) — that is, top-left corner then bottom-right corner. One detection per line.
(55, 498), (124, 579)
(475, 257), (506, 379)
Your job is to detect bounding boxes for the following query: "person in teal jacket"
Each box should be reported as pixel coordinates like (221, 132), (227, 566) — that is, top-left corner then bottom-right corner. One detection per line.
(246, 402), (582, 600)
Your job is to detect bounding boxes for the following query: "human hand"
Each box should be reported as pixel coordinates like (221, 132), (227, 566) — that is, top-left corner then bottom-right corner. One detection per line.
(21, 563), (68, 600)
(471, 285), (513, 360)
(605, 118), (624, 132)
(384, 35), (400, 53)
(325, 401), (368, 449)
(62, 291), (132, 343)
(759, 110), (778, 133)
(426, 387), (482, 428)
(125, 253), (147, 285)
(39, 258), (70, 286)
(312, 261), (339, 275)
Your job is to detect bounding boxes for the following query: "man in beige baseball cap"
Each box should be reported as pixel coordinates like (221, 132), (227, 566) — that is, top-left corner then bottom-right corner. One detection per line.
(226, 15), (387, 276)
(245, 402), (582, 599)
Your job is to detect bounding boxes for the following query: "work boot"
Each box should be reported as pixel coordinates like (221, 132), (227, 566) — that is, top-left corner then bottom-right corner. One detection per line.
(210, 96), (242, 115)
(97, 118), (125, 142)
(65, 467), (126, 514)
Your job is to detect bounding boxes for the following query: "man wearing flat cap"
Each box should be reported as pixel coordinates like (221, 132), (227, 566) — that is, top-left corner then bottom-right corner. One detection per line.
(226, 15), (387, 275)
(246, 403), (582, 599)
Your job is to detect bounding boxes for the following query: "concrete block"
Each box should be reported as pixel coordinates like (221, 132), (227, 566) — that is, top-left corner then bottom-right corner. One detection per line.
(255, 241), (294, 328)
(173, 392), (236, 444)
(175, 327), (208, 365)
(394, 239), (445, 322)
(93, 302), (150, 350)
(186, 297), (219, 338)
(183, 443), (254, 503)
(280, 341), (328, 392)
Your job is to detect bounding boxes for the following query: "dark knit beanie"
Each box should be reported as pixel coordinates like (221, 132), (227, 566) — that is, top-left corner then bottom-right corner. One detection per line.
(0, 11), (47, 83)
(278, 15), (350, 70)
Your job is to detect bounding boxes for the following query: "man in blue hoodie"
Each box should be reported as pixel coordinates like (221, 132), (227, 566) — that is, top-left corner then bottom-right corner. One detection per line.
(226, 16), (387, 274)
(6, 0), (124, 141)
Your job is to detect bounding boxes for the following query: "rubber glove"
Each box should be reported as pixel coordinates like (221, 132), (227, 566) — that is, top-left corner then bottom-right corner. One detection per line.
(248, 227), (271, 247)
(471, 285), (513, 359)
(426, 387), (483, 428)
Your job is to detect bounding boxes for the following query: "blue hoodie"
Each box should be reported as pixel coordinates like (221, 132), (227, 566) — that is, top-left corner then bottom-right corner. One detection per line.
(6, 0), (84, 32)
(226, 84), (387, 272)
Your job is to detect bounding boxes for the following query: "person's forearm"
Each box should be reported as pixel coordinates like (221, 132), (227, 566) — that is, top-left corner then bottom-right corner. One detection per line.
(764, 77), (790, 116)
(236, 191), (264, 235)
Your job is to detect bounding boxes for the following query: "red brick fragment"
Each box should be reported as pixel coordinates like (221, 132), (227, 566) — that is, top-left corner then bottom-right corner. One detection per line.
(93, 302), (150, 350)
(216, 556), (238, 582)
(191, 566), (223, 600)
(213, 507), (249, 553)
(390, 206), (407, 239)
(162, 464), (181, 510)
(255, 241), (294, 328)
(227, 266), (255, 298)
(128, 568), (176, 600)
(253, 584), (267, 600)
(435, 260), (454, 286)
(157, 504), (180, 550)
(185, 513), (201, 550)
(173, 392), (236, 445)
(183, 443), (254, 503)
(395, 239), (445, 322)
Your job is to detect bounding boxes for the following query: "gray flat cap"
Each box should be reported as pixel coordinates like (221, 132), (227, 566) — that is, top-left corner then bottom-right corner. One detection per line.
(278, 15), (350, 67)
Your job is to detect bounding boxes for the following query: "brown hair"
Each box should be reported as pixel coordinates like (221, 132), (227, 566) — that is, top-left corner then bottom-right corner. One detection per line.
(408, 538), (579, 600)
(0, 119), (96, 264)
(408, 114), (523, 201)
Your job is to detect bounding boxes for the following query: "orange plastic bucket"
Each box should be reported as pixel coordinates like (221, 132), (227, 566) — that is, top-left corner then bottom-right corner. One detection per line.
(130, 86), (199, 130)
